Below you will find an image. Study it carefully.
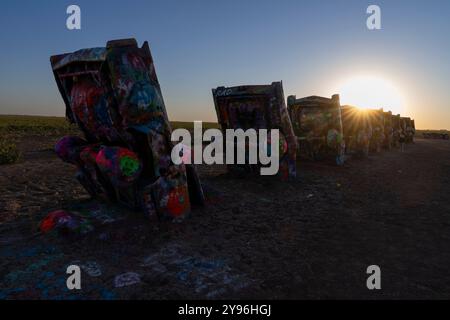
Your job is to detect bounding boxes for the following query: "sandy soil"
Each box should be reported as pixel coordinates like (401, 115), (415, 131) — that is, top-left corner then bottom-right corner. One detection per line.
(1, 136), (450, 299)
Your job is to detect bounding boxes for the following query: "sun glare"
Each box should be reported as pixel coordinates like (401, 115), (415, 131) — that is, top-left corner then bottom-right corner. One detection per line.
(337, 76), (405, 115)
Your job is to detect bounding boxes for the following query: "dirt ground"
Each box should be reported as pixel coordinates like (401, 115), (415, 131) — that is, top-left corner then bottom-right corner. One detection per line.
(1, 135), (450, 299)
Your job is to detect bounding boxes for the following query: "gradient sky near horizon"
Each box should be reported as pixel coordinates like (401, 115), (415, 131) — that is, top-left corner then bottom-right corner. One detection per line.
(0, 0), (449, 129)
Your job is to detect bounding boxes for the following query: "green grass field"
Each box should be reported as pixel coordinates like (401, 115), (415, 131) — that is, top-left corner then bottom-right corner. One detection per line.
(2, 115), (449, 165)
(4, 115), (450, 134)
(3, 115), (450, 137)
(0, 115), (79, 136)
(0, 115), (219, 136)
(0, 115), (219, 164)
(416, 129), (450, 135)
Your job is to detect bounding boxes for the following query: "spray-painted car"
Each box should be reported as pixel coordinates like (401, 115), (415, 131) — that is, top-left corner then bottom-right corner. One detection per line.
(341, 105), (372, 157)
(392, 114), (402, 147)
(50, 38), (204, 221)
(383, 111), (394, 149)
(212, 82), (297, 180)
(287, 94), (345, 165)
(367, 108), (385, 153)
(408, 118), (416, 143)
(400, 117), (414, 144)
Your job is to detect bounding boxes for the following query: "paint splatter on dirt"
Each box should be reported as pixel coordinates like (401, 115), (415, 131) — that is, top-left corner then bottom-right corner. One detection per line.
(1, 136), (450, 299)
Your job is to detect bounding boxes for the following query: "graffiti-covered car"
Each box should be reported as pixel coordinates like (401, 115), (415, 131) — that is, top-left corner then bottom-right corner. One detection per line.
(400, 117), (414, 144)
(50, 38), (204, 221)
(212, 82), (297, 180)
(341, 105), (372, 157)
(392, 114), (402, 147)
(409, 119), (416, 143)
(367, 108), (385, 153)
(383, 111), (394, 149)
(287, 94), (345, 165)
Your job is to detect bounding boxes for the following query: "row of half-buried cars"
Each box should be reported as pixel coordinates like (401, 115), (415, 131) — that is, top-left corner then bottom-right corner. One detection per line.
(50, 39), (416, 224)
(213, 83), (416, 167)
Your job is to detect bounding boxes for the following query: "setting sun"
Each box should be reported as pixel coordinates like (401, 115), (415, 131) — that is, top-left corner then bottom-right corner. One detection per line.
(337, 76), (405, 115)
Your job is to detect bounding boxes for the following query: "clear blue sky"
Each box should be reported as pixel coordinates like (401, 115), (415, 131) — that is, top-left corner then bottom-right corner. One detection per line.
(0, 0), (449, 129)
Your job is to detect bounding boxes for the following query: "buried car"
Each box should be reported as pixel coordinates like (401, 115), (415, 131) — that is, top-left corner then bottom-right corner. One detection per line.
(400, 116), (415, 144)
(212, 82), (297, 180)
(409, 118), (416, 143)
(383, 110), (394, 149)
(367, 108), (386, 153)
(287, 94), (345, 165)
(341, 105), (372, 157)
(392, 114), (402, 147)
(50, 38), (204, 221)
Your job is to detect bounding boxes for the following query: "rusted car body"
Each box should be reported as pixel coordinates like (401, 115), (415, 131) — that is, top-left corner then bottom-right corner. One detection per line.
(287, 94), (345, 165)
(212, 82), (297, 179)
(341, 105), (372, 157)
(50, 38), (204, 221)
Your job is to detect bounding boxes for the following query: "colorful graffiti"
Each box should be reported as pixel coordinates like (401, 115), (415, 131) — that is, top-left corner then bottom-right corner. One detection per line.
(50, 38), (205, 220)
(391, 114), (402, 148)
(288, 94), (345, 165)
(367, 109), (385, 153)
(341, 105), (372, 157)
(212, 82), (297, 180)
(383, 111), (394, 150)
(341, 107), (414, 157)
(401, 117), (415, 143)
